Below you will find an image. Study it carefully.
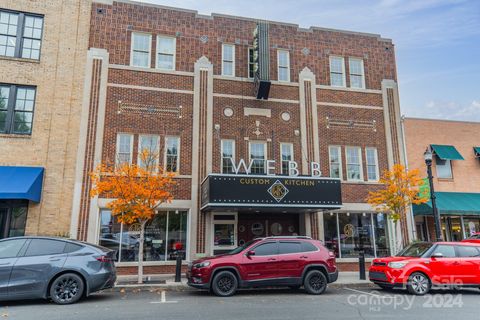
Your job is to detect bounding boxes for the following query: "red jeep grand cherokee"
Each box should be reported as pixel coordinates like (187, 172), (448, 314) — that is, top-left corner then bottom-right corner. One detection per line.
(187, 236), (338, 296)
(369, 241), (480, 295)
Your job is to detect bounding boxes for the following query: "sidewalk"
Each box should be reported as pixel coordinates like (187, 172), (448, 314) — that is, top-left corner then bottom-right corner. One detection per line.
(114, 271), (372, 290)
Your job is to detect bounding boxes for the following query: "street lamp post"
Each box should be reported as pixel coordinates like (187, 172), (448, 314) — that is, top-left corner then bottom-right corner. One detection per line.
(423, 147), (443, 241)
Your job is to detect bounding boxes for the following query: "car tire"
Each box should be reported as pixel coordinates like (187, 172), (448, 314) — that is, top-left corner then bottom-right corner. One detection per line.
(407, 272), (431, 295)
(211, 271), (238, 297)
(49, 273), (85, 305)
(304, 270), (327, 295)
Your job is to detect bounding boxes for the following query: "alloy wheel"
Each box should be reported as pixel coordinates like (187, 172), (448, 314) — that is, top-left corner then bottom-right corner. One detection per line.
(54, 277), (80, 302)
(309, 275), (326, 292)
(411, 274), (429, 294)
(217, 276), (234, 293)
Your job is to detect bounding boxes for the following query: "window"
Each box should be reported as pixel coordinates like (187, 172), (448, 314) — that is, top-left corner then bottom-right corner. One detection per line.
(436, 158), (452, 179)
(248, 47), (255, 78)
(365, 147), (379, 181)
(280, 143), (293, 175)
(221, 139), (235, 174)
(346, 147), (363, 181)
(0, 239), (26, 258)
(329, 56), (345, 87)
(115, 133), (133, 166)
(456, 245), (480, 257)
(25, 239), (66, 256)
(349, 58), (365, 89)
(0, 10), (43, 60)
(222, 44), (235, 76)
(249, 141), (266, 174)
(253, 242), (278, 256)
(130, 32), (151, 68)
(431, 244), (456, 258)
(156, 35), (175, 70)
(0, 84), (36, 135)
(329, 146), (342, 179)
(213, 213), (237, 254)
(0, 202), (28, 239)
(279, 241), (301, 254)
(138, 135), (160, 170)
(301, 242), (318, 252)
(99, 209), (188, 262)
(165, 136), (180, 172)
(64, 243), (83, 253)
(277, 50), (290, 82)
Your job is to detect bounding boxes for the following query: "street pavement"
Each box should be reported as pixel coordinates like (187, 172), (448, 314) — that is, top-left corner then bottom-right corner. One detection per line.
(1, 286), (478, 320)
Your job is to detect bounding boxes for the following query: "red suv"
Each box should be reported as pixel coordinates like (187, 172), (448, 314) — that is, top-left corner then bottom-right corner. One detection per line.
(186, 236), (338, 296)
(369, 242), (480, 295)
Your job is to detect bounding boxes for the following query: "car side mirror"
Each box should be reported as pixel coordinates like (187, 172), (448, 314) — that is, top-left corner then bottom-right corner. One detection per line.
(246, 250), (255, 257)
(431, 252), (444, 259)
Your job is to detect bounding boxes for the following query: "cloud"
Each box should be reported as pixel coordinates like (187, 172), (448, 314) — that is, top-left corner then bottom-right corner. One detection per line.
(406, 100), (480, 121)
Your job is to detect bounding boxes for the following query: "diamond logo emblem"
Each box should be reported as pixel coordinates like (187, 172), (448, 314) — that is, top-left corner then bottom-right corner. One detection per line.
(268, 180), (289, 202)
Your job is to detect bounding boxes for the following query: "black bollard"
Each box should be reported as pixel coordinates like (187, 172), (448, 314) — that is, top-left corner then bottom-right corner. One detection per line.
(358, 250), (366, 280)
(175, 252), (182, 282)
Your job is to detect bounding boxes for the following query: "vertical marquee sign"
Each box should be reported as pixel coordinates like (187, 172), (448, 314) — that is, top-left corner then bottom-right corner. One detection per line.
(253, 21), (271, 100)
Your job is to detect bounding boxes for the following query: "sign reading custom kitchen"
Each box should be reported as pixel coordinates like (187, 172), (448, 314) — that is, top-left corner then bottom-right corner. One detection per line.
(201, 174), (342, 210)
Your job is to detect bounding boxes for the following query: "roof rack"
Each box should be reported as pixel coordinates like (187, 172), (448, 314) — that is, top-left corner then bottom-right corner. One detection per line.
(263, 236), (313, 240)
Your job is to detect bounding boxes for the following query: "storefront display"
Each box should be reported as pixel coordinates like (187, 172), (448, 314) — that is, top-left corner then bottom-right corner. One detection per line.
(0, 201), (28, 239)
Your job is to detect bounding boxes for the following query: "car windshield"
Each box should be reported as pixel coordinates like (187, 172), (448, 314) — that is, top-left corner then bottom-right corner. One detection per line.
(225, 240), (259, 255)
(396, 242), (433, 257)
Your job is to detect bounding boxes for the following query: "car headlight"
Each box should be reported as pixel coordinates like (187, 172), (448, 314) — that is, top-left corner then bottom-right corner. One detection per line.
(193, 261), (211, 268)
(388, 262), (408, 269)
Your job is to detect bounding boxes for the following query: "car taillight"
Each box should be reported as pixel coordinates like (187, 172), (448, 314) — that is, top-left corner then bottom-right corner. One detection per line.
(328, 251), (335, 258)
(95, 255), (112, 263)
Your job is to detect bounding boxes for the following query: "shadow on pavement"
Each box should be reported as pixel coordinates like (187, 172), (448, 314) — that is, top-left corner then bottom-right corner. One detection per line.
(0, 292), (115, 307)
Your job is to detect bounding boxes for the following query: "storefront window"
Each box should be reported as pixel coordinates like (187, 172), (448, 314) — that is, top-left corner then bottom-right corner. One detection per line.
(323, 213), (339, 257)
(373, 213), (389, 257)
(463, 217), (480, 237)
(99, 209), (188, 262)
(0, 201), (28, 239)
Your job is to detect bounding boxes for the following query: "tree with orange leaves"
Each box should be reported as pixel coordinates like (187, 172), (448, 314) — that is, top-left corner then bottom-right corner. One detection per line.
(90, 149), (176, 284)
(367, 164), (428, 249)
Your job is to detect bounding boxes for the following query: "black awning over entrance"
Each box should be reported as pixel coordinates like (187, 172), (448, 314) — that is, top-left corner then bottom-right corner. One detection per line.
(201, 174), (342, 212)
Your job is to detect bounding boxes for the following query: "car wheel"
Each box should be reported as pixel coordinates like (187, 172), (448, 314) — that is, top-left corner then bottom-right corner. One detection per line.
(49, 273), (85, 305)
(211, 271), (238, 297)
(407, 272), (431, 295)
(304, 270), (327, 295)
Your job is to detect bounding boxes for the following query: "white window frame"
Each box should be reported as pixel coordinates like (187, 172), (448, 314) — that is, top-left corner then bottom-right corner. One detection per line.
(436, 158), (453, 179)
(328, 145), (343, 180)
(277, 49), (290, 82)
(248, 141), (267, 174)
(115, 133), (134, 167)
(137, 134), (160, 170)
(130, 32), (152, 68)
(212, 212), (238, 253)
(221, 139), (236, 174)
(164, 136), (180, 173)
(248, 47), (255, 79)
(329, 56), (346, 87)
(280, 143), (294, 175)
(222, 43), (235, 77)
(156, 35), (176, 70)
(365, 147), (379, 182)
(345, 146), (363, 182)
(349, 57), (365, 89)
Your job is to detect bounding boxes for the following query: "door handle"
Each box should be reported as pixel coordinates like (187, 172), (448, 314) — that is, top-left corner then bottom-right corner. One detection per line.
(300, 256), (308, 259)
(268, 258), (276, 261)
(49, 258), (61, 262)
(453, 261), (460, 265)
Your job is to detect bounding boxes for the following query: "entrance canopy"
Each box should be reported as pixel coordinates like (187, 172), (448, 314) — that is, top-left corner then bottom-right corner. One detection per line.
(413, 192), (480, 216)
(0, 166), (44, 202)
(201, 174), (342, 212)
(430, 144), (464, 160)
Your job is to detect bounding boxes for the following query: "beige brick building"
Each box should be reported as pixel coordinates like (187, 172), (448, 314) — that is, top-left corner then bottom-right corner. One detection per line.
(0, 0), (91, 238)
(404, 118), (480, 242)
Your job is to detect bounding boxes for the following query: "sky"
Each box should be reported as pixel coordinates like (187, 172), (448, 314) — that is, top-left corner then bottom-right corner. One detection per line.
(139, 0), (480, 121)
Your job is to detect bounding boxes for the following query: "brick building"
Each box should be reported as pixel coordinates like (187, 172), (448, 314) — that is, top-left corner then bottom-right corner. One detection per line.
(404, 118), (480, 242)
(0, 0), (90, 239)
(71, 0), (406, 273)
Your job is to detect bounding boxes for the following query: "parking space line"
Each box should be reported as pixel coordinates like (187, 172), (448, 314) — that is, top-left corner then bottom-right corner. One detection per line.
(150, 291), (178, 304)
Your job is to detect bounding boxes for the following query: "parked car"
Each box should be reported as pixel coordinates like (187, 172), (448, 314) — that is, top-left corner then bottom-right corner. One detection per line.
(369, 241), (480, 295)
(0, 237), (116, 304)
(186, 236), (338, 297)
(462, 232), (480, 244)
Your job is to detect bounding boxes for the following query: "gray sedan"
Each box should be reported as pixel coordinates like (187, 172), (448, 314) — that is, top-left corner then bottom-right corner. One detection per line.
(0, 236), (116, 304)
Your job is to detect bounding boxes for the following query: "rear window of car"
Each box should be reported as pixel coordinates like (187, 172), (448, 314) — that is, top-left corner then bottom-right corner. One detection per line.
(456, 245), (480, 257)
(25, 239), (66, 256)
(279, 241), (302, 254)
(64, 242), (84, 253)
(0, 239), (27, 259)
(301, 241), (318, 252)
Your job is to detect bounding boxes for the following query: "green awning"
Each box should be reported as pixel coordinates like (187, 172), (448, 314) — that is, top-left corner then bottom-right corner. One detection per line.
(431, 144), (464, 160)
(474, 147), (480, 157)
(413, 192), (480, 216)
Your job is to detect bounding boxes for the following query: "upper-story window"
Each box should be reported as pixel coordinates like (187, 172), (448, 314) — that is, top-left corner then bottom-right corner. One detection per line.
(249, 141), (266, 174)
(248, 47), (255, 79)
(436, 158), (452, 179)
(0, 84), (36, 135)
(329, 146), (342, 179)
(130, 32), (151, 68)
(0, 10), (43, 60)
(165, 136), (180, 173)
(277, 50), (290, 82)
(329, 56), (346, 87)
(221, 139), (235, 174)
(280, 143), (293, 175)
(222, 44), (235, 76)
(365, 147), (379, 181)
(116, 133), (133, 166)
(349, 58), (365, 89)
(156, 36), (176, 70)
(138, 134), (160, 170)
(346, 146), (363, 181)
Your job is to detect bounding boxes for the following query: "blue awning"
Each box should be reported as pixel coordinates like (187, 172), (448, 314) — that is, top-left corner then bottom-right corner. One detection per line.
(0, 166), (44, 202)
